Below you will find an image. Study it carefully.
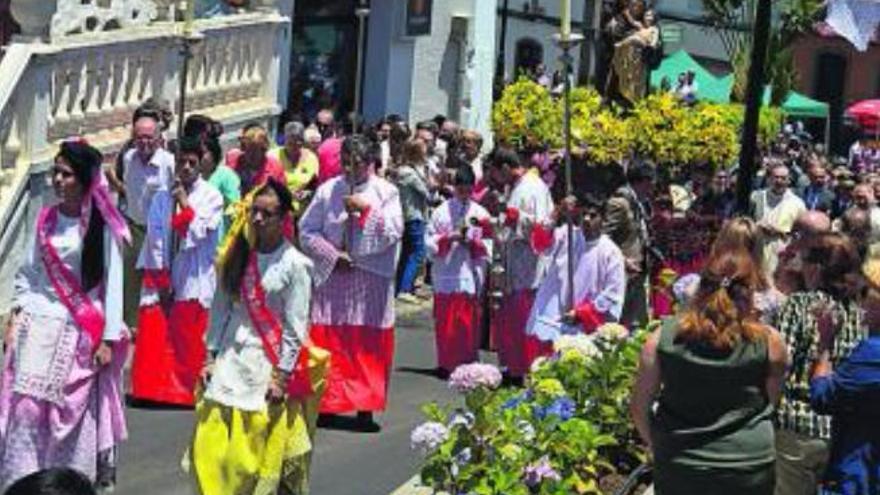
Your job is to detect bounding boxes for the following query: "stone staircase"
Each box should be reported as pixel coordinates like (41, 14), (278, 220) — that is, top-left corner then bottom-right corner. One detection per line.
(0, 2), (293, 312)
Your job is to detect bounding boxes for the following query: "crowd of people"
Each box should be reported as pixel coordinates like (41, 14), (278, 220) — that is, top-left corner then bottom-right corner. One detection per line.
(0, 91), (879, 495)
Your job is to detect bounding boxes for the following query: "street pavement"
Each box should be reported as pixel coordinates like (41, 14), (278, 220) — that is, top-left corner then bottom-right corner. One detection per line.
(117, 297), (460, 495)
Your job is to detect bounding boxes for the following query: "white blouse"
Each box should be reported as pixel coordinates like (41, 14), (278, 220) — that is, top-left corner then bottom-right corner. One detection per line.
(203, 242), (312, 412)
(14, 211), (125, 341)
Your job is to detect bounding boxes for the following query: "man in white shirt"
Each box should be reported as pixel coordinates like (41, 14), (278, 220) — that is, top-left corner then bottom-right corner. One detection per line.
(130, 137), (223, 406)
(120, 114), (175, 329)
(750, 163), (806, 279)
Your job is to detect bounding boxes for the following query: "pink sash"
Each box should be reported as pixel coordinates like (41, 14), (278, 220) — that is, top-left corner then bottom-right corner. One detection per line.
(36, 206), (105, 350)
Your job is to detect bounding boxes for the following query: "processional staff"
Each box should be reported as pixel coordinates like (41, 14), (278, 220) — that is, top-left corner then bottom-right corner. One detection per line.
(554, 0), (584, 316)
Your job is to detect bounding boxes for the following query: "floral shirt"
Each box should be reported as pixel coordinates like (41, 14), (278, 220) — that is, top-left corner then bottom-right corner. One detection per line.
(773, 291), (866, 440)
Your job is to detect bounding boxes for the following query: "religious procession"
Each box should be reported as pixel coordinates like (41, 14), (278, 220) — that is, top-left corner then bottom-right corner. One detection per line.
(0, 0), (880, 495)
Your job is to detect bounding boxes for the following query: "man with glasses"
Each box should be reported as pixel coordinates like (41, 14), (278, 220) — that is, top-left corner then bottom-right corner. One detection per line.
(799, 160), (835, 214)
(120, 113), (175, 330)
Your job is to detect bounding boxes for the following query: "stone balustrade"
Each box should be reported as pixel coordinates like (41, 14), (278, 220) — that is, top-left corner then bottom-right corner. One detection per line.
(0, 6), (292, 312)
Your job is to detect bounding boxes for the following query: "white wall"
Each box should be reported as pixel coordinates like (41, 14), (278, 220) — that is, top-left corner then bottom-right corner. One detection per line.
(362, 0), (416, 123)
(361, 0), (496, 144)
(408, 0), (496, 143)
(496, 0), (589, 81)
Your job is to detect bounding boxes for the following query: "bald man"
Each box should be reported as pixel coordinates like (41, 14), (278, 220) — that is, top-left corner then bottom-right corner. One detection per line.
(837, 207), (872, 260)
(775, 210), (832, 294)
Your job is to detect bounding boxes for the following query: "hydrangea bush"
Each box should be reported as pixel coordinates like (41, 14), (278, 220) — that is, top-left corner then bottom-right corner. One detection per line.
(412, 323), (653, 495)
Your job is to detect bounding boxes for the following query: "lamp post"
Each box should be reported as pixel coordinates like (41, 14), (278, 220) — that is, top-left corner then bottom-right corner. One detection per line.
(176, 1), (203, 149)
(553, 29), (584, 314)
(353, 1), (370, 116)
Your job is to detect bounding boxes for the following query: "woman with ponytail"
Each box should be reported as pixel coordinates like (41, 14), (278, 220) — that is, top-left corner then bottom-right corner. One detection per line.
(0, 139), (130, 491)
(630, 249), (788, 495)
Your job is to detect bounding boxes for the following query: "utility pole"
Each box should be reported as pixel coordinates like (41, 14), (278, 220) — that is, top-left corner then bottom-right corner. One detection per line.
(736, 0), (772, 213)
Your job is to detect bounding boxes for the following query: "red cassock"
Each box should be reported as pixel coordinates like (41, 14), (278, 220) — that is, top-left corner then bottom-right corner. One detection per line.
(310, 324), (395, 414)
(130, 299), (207, 406)
(433, 293), (482, 373)
(496, 290), (553, 377)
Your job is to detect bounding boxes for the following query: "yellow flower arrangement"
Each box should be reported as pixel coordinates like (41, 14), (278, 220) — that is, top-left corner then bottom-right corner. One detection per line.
(491, 83), (785, 169)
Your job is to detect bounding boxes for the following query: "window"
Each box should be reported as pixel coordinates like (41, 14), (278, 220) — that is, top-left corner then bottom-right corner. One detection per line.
(514, 38), (543, 77)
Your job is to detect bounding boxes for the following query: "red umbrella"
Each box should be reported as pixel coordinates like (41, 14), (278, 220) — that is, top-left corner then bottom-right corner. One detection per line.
(846, 99), (880, 135)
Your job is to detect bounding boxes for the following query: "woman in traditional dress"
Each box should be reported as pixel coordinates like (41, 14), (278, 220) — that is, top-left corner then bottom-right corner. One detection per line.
(188, 178), (328, 494)
(0, 140), (130, 492)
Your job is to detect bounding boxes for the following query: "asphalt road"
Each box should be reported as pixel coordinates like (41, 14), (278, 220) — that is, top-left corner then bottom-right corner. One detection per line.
(116, 299), (460, 495)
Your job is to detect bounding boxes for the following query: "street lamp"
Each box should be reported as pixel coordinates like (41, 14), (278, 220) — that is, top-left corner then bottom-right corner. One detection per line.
(553, 24), (584, 313)
(353, 0), (370, 117)
(176, 1), (204, 147)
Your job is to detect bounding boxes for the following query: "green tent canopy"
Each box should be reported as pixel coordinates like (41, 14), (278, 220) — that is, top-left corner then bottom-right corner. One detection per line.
(773, 90), (830, 119)
(650, 50), (830, 119)
(649, 50), (731, 103)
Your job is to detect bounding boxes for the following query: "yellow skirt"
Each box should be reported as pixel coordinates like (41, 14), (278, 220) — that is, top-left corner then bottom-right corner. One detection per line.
(187, 346), (330, 495)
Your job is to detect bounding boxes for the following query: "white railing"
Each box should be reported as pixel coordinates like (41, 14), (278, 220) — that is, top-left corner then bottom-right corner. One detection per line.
(0, 10), (288, 238)
(0, 9), (291, 312)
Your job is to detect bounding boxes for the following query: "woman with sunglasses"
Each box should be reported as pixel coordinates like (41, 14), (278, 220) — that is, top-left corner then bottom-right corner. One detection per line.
(0, 140), (130, 492)
(188, 178), (327, 494)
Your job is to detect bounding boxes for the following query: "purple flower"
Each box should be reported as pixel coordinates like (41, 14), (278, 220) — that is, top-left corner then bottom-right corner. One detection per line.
(523, 456), (561, 487)
(410, 422), (449, 455)
(448, 363), (503, 393)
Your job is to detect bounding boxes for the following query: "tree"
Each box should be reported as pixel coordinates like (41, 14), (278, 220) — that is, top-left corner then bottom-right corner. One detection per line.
(701, 0), (822, 104)
(736, 0), (772, 213)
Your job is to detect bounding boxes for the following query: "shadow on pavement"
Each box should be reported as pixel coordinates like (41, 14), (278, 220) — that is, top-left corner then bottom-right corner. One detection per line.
(125, 395), (194, 411)
(394, 365), (448, 380)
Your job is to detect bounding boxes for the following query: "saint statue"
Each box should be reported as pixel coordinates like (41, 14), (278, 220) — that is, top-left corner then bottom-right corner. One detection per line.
(602, 0), (662, 105)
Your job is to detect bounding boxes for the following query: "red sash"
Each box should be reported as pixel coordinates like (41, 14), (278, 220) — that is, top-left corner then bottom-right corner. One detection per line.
(241, 252), (283, 366)
(240, 252), (313, 397)
(36, 206), (105, 350)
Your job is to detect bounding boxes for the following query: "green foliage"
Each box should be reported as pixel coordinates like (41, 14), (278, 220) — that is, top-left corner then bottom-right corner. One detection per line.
(492, 82), (783, 169)
(413, 326), (648, 494)
(492, 77), (562, 150)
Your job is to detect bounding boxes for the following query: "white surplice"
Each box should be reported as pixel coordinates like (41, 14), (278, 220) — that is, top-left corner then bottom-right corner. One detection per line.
(426, 197), (492, 296)
(137, 177), (223, 308)
(526, 230), (626, 342)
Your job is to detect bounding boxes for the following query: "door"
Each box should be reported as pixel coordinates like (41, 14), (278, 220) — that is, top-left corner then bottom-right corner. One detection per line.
(814, 52), (847, 154)
(289, 0), (359, 121)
